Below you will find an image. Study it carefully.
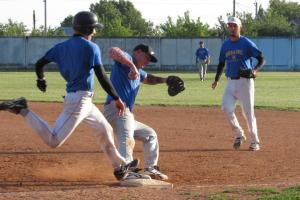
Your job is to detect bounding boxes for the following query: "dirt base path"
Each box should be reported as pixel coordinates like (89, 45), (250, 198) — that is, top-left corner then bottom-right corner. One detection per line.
(0, 102), (299, 199)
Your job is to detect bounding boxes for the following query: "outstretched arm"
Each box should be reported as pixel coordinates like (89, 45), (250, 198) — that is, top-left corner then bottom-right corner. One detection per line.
(142, 74), (167, 85)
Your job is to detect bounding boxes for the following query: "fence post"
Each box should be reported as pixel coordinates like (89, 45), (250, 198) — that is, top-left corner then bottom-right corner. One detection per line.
(24, 36), (28, 68)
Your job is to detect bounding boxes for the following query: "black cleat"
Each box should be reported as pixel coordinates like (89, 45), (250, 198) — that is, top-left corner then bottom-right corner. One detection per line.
(114, 159), (146, 180)
(0, 97), (27, 114)
(233, 135), (246, 150)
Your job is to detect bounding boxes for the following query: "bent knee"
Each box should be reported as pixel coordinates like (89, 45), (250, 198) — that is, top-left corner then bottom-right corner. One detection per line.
(48, 136), (63, 148)
(144, 129), (158, 143)
(222, 105), (235, 115)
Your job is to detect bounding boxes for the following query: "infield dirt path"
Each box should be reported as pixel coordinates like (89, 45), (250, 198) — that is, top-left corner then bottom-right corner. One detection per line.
(0, 102), (299, 199)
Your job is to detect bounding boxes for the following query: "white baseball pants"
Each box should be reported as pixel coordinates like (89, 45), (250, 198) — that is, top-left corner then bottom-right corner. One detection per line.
(103, 102), (159, 168)
(222, 78), (260, 144)
(22, 91), (125, 168)
(196, 59), (208, 80)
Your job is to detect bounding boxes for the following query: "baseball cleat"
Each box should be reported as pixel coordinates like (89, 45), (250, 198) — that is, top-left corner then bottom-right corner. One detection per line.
(144, 165), (168, 180)
(249, 143), (260, 151)
(0, 97), (27, 114)
(123, 172), (151, 180)
(114, 159), (148, 181)
(127, 159), (143, 173)
(233, 135), (246, 150)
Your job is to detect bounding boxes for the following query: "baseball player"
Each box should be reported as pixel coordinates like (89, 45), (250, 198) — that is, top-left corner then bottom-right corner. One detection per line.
(0, 11), (150, 181)
(195, 41), (210, 81)
(103, 44), (184, 180)
(211, 16), (265, 151)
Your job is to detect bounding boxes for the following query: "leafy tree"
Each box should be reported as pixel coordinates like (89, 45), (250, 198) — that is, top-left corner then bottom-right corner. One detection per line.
(255, 11), (296, 36)
(237, 13), (258, 37)
(31, 26), (64, 36)
(60, 15), (73, 27)
(210, 16), (228, 38)
(269, 0), (300, 22)
(267, 0), (300, 35)
(89, 0), (154, 36)
(97, 18), (133, 37)
(213, 2), (297, 37)
(111, 0), (154, 36)
(159, 11), (211, 37)
(0, 19), (28, 36)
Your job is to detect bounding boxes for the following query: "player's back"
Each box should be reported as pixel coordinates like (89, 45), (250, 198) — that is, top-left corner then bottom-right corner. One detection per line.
(45, 35), (100, 92)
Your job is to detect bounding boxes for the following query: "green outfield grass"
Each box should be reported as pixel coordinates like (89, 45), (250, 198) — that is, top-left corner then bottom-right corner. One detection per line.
(0, 71), (299, 111)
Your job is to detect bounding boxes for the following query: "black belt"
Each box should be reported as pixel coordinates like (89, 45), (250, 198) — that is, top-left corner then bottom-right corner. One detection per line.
(229, 77), (240, 80)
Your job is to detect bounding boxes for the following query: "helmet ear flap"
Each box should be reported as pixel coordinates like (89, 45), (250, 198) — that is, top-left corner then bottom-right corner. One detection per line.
(87, 27), (94, 35)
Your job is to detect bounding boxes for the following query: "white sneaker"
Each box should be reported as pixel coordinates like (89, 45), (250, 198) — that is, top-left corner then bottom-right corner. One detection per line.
(144, 166), (168, 180)
(249, 143), (260, 151)
(233, 135), (247, 150)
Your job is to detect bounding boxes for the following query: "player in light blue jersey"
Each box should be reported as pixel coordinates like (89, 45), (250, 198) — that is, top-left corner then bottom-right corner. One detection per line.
(103, 44), (172, 180)
(195, 41), (210, 81)
(212, 16), (265, 151)
(0, 11), (149, 181)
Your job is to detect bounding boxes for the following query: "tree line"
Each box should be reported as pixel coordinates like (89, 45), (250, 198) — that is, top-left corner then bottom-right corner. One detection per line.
(1, 0), (299, 37)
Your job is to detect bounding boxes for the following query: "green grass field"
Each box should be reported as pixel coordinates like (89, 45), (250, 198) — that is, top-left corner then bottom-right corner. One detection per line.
(204, 185), (300, 200)
(0, 71), (299, 111)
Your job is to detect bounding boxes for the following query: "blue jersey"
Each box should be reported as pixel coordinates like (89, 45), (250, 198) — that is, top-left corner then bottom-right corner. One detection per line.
(44, 35), (102, 93)
(219, 36), (261, 78)
(195, 47), (209, 60)
(105, 52), (147, 111)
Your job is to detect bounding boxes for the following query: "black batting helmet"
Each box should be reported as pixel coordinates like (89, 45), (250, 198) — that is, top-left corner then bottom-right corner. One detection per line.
(72, 11), (102, 35)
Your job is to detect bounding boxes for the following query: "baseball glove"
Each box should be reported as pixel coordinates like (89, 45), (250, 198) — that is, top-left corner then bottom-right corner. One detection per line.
(166, 76), (185, 96)
(239, 68), (256, 79)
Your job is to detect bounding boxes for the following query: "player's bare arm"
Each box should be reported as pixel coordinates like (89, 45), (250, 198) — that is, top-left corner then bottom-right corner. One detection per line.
(212, 61), (225, 89)
(142, 74), (167, 85)
(109, 47), (139, 80)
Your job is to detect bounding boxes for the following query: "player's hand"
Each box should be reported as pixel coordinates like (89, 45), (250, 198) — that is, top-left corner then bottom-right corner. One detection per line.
(252, 69), (258, 77)
(36, 78), (47, 92)
(211, 81), (219, 89)
(128, 68), (139, 80)
(115, 98), (125, 116)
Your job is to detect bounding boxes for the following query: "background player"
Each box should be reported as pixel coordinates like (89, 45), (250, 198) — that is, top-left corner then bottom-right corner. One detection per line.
(0, 11), (149, 181)
(195, 41), (210, 81)
(211, 16), (265, 151)
(103, 44), (174, 180)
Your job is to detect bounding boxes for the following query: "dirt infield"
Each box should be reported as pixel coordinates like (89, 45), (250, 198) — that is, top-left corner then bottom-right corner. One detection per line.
(0, 102), (299, 199)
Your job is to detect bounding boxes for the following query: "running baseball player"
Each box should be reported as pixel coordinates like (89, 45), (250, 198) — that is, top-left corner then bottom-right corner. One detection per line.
(211, 16), (265, 151)
(0, 11), (150, 181)
(102, 44), (184, 180)
(195, 41), (210, 81)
